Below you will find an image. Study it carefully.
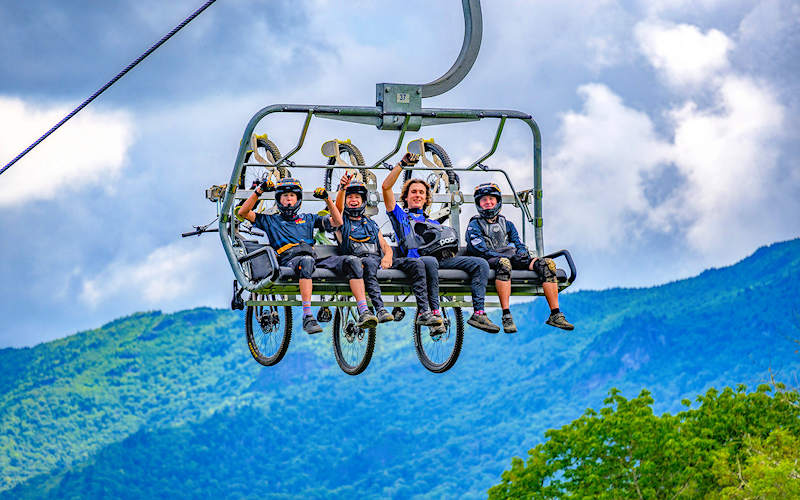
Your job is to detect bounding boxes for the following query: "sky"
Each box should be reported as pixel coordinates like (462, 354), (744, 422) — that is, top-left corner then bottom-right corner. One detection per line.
(1, 0), (798, 347)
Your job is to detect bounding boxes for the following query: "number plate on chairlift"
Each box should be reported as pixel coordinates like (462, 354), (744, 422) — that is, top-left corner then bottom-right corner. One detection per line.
(396, 93), (410, 104)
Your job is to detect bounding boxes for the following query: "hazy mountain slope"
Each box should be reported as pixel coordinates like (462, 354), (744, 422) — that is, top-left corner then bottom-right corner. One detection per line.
(2, 238), (798, 498)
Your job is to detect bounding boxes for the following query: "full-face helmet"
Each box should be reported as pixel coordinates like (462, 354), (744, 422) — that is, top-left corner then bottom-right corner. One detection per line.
(406, 220), (459, 259)
(474, 182), (502, 219)
(343, 181), (368, 218)
(274, 177), (303, 219)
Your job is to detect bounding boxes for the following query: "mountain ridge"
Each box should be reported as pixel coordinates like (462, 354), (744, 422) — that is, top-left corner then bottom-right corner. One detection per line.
(1, 237), (799, 498)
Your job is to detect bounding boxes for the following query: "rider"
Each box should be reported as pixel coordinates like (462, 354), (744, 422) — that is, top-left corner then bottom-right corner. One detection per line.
(466, 182), (573, 332)
(382, 153), (500, 334)
(317, 175), (396, 323)
(320, 174), (428, 323)
(237, 177), (378, 334)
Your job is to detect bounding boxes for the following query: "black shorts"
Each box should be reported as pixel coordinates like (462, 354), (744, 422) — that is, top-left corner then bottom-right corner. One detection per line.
(281, 254), (317, 279)
(316, 255), (367, 280)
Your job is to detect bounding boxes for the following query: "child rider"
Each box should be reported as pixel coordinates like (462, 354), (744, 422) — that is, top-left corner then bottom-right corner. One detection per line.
(466, 182), (573, 333)
(325, 174), (439, 326)
(237, 177), (378, 334)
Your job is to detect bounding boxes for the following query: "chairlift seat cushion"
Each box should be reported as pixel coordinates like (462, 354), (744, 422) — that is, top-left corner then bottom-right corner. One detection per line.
(276, 266), (566, 283)
(252, 244), (566, 288)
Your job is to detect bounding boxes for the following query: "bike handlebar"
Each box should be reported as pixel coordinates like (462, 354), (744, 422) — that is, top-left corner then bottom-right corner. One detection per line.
(182, 227), (263, 238)
(181, 228), (219, 237)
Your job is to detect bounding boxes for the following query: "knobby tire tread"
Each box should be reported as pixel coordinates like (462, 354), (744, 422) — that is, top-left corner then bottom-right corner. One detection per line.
(245, 302), (292, 366)
(324, 142), (367, 191)
(413, 306), (464, 373)
(332, 306), (376, 376)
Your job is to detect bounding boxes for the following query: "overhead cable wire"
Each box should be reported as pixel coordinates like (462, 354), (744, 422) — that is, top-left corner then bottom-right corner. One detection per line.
(0, 0), (218, 177)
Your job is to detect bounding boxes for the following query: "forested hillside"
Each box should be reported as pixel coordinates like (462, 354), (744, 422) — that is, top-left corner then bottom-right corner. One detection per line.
(1, 238), (799, 498)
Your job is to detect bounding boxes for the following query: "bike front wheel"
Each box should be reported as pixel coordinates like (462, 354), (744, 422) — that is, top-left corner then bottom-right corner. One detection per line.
(332, 305), (376, 376)
(413, 305), (464, 373)
(245, 295), (292, 366)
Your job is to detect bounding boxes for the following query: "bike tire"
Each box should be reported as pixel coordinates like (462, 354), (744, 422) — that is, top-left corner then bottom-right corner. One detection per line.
(402, 141), (459, 188)
(245, 295), (292, 366)
(332, 305), (376, 376)
(241, 137), (290, 188)
(323, 141), (367, 192)
(413, 305), (464, 373)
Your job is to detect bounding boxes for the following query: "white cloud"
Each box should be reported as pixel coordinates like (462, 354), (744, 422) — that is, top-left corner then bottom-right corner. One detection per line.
(642, 0), (731, 16)
(546, 84), (672, 251)
(635, 20), (733, 88)
(0, 96), (134, 206)
(668, 75), (785, 256)
(544, 73), (789, 263)
(80, 241), (217, 308)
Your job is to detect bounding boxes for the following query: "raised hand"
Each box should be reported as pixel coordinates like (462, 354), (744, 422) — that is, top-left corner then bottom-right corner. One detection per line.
(339, 172), (354, 190)
(313, 187), (329, 200)
(400, 152), (420, 166)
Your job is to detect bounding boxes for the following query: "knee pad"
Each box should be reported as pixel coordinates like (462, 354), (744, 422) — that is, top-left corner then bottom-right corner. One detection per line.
(297, 256), (315, 279)
(342, 256), (363, 279)
(532, 257), (557, 283)
(495, 257), (512, 282)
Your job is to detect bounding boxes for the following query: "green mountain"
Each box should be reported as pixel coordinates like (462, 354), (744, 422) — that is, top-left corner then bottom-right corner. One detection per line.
(1, 238), (799, 498)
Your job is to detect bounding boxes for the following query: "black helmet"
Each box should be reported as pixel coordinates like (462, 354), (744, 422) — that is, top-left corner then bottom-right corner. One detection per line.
(343, 181), (368, 218)
(405, 220), (459, 258)
(474, 182), (502, 219)
(274, 177), (303, 219)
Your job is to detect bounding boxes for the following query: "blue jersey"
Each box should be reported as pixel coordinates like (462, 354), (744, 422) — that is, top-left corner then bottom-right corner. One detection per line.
(253, 212), (328, 254)
(338, 216), (380, 256)
(386, 203), (439, 258)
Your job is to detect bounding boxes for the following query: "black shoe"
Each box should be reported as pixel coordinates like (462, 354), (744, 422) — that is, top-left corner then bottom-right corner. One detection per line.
(376, 309), (394, 323)
(416, 310), (443, 327)
(303, 315), (323, 334)
(467, 313), (500, 333)
(429, 324), (447, 338)
(502, 313), (517, 333)
(545, 312), (574, 331)
(356, 311), (378, 329)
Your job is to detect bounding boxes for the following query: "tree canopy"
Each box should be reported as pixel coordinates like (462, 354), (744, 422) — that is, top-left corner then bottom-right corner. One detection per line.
(489, 384), (800, 499)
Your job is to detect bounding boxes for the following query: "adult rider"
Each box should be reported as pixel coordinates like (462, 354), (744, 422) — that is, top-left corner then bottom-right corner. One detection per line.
(382, 152), (500, 333)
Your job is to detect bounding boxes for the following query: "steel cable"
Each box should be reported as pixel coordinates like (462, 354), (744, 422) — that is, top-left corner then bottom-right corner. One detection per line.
(0, 0), (218, 177)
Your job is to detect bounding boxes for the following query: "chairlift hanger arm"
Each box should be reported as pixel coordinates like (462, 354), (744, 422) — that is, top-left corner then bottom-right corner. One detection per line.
(416, 0), (482, 98)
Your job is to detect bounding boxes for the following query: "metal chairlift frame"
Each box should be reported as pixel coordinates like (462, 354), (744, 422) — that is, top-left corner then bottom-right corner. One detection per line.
(216, 0), (575, 307)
